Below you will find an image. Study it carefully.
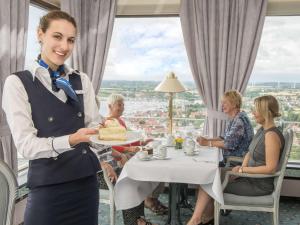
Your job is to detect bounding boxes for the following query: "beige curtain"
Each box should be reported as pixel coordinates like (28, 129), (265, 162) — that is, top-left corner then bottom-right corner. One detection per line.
(180, 0), (267, 137)
(0, 0), (29, 173)
(61, 0), (117, 93)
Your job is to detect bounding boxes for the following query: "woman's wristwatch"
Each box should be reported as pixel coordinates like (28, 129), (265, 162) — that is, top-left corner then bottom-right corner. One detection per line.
(238, 166), (243, 173)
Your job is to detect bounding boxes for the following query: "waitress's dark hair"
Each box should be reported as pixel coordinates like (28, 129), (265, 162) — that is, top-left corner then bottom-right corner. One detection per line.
(39, 10), (77, 32)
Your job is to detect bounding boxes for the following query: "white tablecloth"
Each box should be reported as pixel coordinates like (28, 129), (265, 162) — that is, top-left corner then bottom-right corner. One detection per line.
(114, 147), (224, 210)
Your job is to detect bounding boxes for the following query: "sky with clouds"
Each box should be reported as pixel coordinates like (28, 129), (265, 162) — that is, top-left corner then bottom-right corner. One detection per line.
(103, 18), (191, 81)
(25, 6), (47, 68)
(104, 16), (300, 82)
(26, 6), (300, 83)
(251, 16), (300, 82)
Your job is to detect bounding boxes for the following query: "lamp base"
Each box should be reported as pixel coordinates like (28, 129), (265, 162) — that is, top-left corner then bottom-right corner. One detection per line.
(168, 93), (174, 134)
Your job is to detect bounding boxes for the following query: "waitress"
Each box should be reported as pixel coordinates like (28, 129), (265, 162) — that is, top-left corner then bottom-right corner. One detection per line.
(2, 10), (116, 225)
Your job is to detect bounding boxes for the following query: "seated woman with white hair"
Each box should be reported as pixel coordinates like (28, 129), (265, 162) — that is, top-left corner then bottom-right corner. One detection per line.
(106, 93), (168, 215)
(106, 93), (153, 157)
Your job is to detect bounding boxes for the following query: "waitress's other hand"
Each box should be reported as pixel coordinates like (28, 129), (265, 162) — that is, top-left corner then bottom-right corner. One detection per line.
(105, 163), (118, 183)
(196, 136), (208, 146)
(69, 128), (98, 146)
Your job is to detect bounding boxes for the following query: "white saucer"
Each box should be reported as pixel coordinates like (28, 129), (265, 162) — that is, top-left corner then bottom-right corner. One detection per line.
(184, 151), (199, 156)
(153, 155), (171, 160)
(165, 144), (175, 147)
(138, 156), (152, 161)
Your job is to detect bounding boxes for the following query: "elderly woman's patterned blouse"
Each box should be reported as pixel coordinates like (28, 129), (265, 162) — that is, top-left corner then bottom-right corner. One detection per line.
(223, 111), (254, 158)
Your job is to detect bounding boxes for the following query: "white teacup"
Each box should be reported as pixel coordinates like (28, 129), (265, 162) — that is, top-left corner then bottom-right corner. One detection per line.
(149, 140), (162, 149)
(157, 145), (167, 159)
(138, 150), (149, 159)
(185, 146), (195, 155)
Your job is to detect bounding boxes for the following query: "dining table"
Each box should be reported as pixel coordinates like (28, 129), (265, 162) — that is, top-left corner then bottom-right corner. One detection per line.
(114, 146), (224, 225)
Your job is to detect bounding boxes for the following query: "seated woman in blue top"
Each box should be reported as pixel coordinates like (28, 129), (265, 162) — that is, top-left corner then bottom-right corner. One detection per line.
(188, 95), (284, 225)
(197, 90), (254, 160)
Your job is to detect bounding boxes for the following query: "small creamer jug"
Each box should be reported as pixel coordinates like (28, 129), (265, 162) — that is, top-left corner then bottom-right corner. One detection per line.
(166, 134), (175, 146)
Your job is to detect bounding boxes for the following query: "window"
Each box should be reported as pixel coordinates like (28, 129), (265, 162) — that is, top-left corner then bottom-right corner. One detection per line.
(102, 16), (300, 163)
(25, 5), (48, 69)
(101, 17), (205, 138)
(246, 16), (300, 163)
(18, 5), (48, 184)
(20, 13), (300, 182)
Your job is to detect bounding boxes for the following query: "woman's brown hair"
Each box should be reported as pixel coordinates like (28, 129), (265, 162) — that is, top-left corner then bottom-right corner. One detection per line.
(39, 10), (77, 33)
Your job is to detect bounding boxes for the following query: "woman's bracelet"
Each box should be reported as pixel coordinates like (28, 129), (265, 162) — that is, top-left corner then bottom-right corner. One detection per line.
(51, 137), (60, 155)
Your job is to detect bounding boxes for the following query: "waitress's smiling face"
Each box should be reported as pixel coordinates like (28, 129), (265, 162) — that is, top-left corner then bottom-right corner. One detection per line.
(38, 19), (76, 70)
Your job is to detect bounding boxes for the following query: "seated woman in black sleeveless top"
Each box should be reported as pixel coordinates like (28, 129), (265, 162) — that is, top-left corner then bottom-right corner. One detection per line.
(187, 95), (285, 225)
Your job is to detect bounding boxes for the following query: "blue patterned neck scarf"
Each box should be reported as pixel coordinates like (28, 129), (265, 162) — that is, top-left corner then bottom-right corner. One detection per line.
(38, 58), (78, 102)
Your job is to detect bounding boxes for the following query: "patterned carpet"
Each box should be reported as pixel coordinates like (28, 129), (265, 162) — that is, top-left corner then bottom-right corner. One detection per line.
(98, 194), (300, 225)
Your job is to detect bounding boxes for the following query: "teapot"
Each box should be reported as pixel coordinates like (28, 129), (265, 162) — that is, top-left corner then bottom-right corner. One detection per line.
(183, 133), (195, 154)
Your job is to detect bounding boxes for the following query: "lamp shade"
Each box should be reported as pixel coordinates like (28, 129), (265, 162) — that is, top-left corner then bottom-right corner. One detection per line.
(155, 72), (186, 93)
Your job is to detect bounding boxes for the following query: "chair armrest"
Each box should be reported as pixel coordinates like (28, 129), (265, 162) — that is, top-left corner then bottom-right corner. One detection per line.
(225, 156), (243, 167)
(101, 169), (116, 210)
(222, 171), (280, 190)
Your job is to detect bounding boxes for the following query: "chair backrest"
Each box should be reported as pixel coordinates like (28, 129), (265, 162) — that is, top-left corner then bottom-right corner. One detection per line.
(0, 160), (18, 225)
(273, 129), (293, 197)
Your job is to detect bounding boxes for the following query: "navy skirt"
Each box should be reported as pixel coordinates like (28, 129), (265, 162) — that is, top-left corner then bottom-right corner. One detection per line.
(24, 175), (99, 225)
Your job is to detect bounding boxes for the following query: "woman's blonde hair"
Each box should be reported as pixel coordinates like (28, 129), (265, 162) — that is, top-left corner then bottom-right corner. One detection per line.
(107, 94), (125, 106)
(222, 90), (242, 109)
(254, 95), (281, 122)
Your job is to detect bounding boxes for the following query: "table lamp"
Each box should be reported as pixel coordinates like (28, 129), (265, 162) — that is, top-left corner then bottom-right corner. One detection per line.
(155, 72), (186, 134)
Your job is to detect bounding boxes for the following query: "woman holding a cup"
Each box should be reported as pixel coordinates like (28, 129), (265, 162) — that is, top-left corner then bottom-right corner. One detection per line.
(197, 90), (254, 161)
